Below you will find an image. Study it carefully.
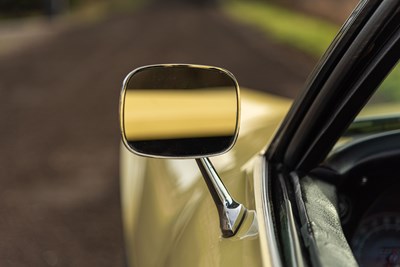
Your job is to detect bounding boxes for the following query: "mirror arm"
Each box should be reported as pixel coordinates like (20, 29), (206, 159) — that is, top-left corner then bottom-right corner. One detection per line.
(196, 157), (247, 237)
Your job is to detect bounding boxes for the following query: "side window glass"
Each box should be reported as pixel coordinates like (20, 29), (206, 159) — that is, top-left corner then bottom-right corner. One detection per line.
(335, 62), (400, 148)
(357, 62), (400, 118)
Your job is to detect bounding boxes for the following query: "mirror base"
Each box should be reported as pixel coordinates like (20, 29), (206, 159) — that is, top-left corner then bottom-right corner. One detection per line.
(196, 157), (248, 237)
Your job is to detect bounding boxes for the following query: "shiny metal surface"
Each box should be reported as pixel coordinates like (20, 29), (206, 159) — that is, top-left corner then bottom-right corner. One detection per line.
(119, 64), (241, 159)
(254, 157), (282, 267)
(196, 157), (247, 237)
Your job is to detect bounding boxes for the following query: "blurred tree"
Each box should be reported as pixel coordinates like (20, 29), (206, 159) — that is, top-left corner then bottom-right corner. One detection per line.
(153, 0), (220, 7)
(0, 0), (73, 18)
(43, 0), (69, 18)
(265, 0), (359, 24)
(0, 0), (43, 17)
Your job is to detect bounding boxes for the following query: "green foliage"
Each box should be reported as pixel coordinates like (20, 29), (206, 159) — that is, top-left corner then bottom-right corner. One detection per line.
(225, 1), (400, 113)
(380, 63), (400, 101)
(69, 0), (81, 8)
(224, 1), (339, 58)
(368, 63), (400, 105)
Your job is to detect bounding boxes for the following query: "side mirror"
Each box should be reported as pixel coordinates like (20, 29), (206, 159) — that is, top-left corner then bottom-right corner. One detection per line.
(120, 64), (252, 238)
(120, 64), (240, 158)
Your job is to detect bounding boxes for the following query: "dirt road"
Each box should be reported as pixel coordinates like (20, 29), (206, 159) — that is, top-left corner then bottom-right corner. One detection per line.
(0, 5), (315, 266)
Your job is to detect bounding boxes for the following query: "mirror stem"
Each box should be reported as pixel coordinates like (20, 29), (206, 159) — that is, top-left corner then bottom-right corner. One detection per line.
(196, 158), (247, 237)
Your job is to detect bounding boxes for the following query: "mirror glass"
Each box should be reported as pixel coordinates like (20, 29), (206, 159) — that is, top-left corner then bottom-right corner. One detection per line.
(120, 64), (240, 158)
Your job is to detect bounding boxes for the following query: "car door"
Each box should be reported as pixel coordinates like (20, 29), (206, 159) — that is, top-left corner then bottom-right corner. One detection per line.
(119, 1), (399, 267)
(262, 0), (400, 266)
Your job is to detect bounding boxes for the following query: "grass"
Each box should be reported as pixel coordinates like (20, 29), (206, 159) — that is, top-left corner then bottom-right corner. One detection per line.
(374, 63), (400, 102)
(224, 1), (340, 58)
(363, 63), (400, 113)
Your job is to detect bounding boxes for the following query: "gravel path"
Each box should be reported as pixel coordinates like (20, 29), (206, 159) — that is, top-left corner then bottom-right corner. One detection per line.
(0, 5), (315, 266)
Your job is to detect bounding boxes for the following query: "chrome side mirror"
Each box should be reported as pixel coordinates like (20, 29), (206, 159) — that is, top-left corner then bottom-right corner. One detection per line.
(120, 64), (240, 158)
(120, 64), (248, 237)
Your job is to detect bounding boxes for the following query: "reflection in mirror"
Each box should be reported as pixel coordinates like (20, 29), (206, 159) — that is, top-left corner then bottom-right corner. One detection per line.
(120, 64), (240, 158)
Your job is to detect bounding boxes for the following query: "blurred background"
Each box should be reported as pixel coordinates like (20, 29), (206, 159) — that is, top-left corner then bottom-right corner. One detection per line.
(0, 0), (358, 266)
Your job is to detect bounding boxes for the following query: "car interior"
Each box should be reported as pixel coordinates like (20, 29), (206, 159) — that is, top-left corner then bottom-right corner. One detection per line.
(270, 59), (400, 267)
(310, 64), (400, 266)
(316, 129), (400, 266)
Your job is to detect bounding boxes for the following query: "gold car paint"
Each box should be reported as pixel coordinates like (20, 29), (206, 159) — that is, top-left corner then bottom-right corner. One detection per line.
(120, 88), (292, 267)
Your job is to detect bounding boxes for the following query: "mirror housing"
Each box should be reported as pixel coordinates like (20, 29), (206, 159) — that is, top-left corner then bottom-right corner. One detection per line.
(120, 64), (240, 158)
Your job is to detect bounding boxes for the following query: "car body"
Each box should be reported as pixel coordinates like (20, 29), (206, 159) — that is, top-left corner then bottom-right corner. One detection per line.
(120, 0), (400, 266)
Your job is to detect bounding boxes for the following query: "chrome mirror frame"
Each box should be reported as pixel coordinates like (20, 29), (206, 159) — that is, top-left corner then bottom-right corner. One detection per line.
(119, 64), (241, 159)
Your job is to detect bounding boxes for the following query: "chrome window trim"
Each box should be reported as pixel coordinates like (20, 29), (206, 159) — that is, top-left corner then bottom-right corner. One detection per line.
(254, 155), (282, 267)
(277, 173), (305, 267)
